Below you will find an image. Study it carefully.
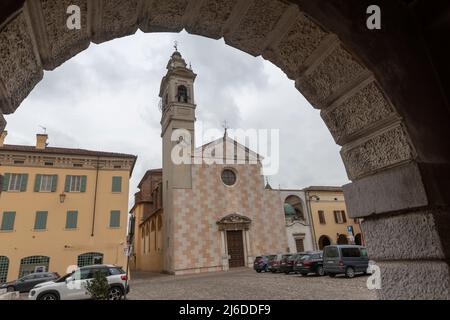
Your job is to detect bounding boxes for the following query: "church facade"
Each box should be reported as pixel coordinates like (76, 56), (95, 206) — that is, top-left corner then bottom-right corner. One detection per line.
(131, 50), (288, 275)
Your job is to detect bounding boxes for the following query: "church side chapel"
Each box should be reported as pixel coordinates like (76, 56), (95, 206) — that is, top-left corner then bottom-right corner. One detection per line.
(131, 48), (288, 275)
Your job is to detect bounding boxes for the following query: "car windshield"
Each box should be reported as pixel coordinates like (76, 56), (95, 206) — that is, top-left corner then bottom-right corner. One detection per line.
(300, 255), (311, 260)
(324, 247), (339, 258)
(267, 255), (277, 261)
(55, 272), (74, 283)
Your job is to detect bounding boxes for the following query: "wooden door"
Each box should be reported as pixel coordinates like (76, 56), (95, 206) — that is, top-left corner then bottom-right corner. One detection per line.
(227, 230), (245, 268)
(295, 238), (304, 252)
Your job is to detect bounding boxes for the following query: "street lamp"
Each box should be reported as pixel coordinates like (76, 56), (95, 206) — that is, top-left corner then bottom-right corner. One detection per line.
(59, 193), (66, 203)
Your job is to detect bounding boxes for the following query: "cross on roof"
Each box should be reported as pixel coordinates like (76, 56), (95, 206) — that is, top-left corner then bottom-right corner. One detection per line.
(222, 120), (229, 136)
(174, 41), (178, 51)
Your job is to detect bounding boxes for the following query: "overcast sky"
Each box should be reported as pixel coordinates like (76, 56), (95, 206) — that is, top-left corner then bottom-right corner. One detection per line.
(3, 30), (349, 204)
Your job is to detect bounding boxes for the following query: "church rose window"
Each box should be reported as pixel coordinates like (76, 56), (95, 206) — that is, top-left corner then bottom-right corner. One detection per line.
(221, 169), (237, 186)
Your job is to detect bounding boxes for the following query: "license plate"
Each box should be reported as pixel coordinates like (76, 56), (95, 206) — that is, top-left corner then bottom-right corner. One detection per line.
(297, 263), (302, 266)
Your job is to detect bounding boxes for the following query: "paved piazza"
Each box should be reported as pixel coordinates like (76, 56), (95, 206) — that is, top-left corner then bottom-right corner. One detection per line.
(127, 268), (376, 300)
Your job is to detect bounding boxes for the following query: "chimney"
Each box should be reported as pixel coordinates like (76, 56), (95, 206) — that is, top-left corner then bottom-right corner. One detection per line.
(0, 131), (7, 147)
(36, 134), (48, 149)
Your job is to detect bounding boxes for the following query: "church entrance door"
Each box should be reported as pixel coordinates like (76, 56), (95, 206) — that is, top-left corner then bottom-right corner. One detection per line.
(226, 230), (245, 268)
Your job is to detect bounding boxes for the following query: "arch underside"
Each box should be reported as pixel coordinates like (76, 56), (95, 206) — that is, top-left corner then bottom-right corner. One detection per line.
(0, 0), (449, 299)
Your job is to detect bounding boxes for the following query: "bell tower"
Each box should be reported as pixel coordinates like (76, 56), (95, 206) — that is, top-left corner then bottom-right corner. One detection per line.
(159, 47), (197, 273)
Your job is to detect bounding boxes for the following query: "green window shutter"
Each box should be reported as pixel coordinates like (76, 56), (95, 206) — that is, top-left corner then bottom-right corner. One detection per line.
(20, 174), (28, 192)
(1, 212), (16, 231)
(51, 175), (58, 192)
(34, 174), (42, 192)
(2, 173), (10, 191)
(64, 176), (71, 192)
(34, 211), (48, 230)
(112, 176), (122, 193)
(109, 210), (121, 228)
(80, 176), (87, 192)
(65, 211), (78, 229)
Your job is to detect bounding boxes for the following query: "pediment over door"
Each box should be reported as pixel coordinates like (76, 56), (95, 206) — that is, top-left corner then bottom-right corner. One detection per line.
(217, 213), (252, 231)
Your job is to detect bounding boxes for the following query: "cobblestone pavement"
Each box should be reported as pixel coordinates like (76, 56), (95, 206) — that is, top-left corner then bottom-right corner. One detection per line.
(127, 268), (376, 300)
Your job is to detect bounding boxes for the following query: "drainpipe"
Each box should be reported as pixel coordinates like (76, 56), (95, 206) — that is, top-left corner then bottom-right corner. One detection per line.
(91, 157), (100, 237)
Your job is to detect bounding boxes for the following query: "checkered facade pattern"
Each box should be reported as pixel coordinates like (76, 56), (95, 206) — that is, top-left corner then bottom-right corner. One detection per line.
(171, 163), (288, 273)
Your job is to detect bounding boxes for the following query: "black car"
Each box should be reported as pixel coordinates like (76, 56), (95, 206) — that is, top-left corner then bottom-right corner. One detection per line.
(280, 253), (306, 274)
(253, 256), (271, 273)
(0, 272), (60, 293)
(293, 251), (324, 276)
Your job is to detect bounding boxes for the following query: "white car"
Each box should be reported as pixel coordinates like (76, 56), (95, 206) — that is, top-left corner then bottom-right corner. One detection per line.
(28, 264), (129, 300)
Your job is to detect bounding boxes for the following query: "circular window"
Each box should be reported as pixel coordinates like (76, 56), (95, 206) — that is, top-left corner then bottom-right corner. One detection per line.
(221, 169), (237, 186)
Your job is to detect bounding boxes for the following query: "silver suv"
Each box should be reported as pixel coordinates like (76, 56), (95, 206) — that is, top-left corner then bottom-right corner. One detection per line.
(28, 264), (129, 300)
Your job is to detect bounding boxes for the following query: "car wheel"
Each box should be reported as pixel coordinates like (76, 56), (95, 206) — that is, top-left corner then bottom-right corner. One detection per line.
(38, 293), (59, 300)
(109, 287), (124, 300)
(316, 266), (325, 276)
(300, 273), (308, 276)
(328, 273), (336, 278)
(345, 267), (355, 278)
(256, 270), (261, 273)
(270, 270), (275, 273)
(6, 286), (14, 292)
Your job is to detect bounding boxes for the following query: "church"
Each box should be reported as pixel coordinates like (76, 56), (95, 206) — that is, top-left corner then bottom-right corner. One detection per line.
(130, 49), (288, 275)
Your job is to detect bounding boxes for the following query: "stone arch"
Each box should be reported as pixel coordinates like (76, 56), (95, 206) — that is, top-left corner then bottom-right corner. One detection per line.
(354, 233), (362, 246)
(0, 0), (449, 299)
(337, 234), (348, 245)
(318, 235), (331, 250)
(284, 195), (304, 220)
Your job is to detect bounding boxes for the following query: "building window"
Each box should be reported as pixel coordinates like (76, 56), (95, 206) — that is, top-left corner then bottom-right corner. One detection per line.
(112, 176), (122, 193)
(65, 211), (78, 229)
(64, 175), (87, 192)
(34, 175), (57, 192)
(18, 256), (50, 277)
(1, 212), (16, 231)
(73, 163), (83, 168)
(177, 85), (188, 103)
(77, 252), (103, 267)
(2, 173), (28, 192)
(109, 210), (121, 228)
(318, 210), (326, 224)
(34, 211), (48, 230)
(0, 256), (9, 284)
(44, 162), (54, 166)
(334, 210), (347, 224)
(221, 169), (237, 186)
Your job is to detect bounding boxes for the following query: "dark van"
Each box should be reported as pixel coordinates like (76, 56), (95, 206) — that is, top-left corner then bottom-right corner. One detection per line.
(323, 245), (369, 278)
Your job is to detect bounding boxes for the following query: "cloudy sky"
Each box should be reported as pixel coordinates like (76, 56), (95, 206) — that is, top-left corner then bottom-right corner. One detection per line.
(3, 30), (349, 204)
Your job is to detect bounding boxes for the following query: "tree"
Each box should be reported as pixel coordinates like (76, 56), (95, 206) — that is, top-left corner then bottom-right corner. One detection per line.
(85, 270), (110, 300)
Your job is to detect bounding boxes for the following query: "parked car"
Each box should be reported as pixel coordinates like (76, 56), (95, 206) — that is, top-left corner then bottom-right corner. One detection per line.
(0, 272), (60, 293)
(280, 253), (306, 274)
(293, 251), (324, 276)
(323, 245), (369, 278)
(28, 264), (129, 300)
(253, 256), (272, 273)
(269, 254), (291, 273)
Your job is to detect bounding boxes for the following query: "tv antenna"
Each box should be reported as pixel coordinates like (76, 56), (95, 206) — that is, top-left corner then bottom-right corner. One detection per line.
(39, 125), (47, 134)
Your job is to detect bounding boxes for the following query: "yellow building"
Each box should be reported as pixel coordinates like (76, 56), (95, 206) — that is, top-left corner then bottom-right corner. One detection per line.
(304, 186), (364, 250)
(0, 131), (136, 283)
(129, 169), (163, 272)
